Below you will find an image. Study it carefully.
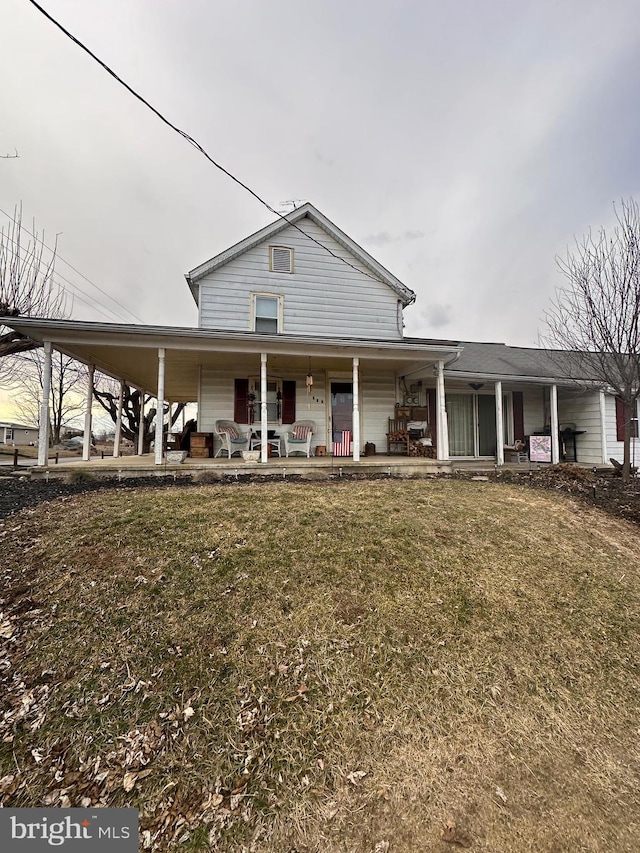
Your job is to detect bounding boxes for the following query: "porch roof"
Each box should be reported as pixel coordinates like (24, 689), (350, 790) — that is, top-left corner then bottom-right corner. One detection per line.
(5, 318), (462, 402)
(446, 341), (602, 384)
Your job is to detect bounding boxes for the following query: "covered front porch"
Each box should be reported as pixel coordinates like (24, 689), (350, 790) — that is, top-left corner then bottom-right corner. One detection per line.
(5, 318), (461, 468)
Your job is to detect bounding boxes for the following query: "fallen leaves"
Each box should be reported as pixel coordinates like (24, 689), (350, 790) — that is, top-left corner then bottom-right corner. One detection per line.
(282, 683), (308, 702)
(346, 769), (368, 786)
(122, 771), (138, 792)
(441, 820), (472, 848)
(0, 773), (21, 796)
(0, 614), (15, 638)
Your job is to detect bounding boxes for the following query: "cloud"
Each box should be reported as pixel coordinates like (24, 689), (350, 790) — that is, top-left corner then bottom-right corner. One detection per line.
(426, 303), (453, 329)
(364, 230), (425, 247)
(2, 0), (640, 376)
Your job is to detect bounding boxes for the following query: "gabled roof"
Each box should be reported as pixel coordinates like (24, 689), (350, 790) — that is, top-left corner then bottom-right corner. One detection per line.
(185, 202), (416, 306)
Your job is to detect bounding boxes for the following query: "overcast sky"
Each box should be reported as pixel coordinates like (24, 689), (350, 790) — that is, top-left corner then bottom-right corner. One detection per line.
(2, 0), (640, 358)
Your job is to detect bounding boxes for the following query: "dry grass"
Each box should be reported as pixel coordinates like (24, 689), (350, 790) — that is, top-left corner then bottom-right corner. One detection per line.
(0, 444), (81, 459)
(1, 479), (639, 852)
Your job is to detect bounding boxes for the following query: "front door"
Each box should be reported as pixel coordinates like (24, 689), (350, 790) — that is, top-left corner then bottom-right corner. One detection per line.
(331, 382), (353, 456)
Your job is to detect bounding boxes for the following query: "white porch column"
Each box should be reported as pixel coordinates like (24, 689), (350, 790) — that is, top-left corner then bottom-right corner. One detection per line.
(436, 360), (449, 461)
(137, 389), (145, 455)
(495, 381), (504, 466)
(352, 357), (360, 462)
(82, 364), (94, 461)
(155, 348), (165, 465)
(37, 341), (52, 466)
(550, 384), (559, 464)
(260, 353), (268, 464)
(599, 389), (608, 464)
(113, 380), (124, 458)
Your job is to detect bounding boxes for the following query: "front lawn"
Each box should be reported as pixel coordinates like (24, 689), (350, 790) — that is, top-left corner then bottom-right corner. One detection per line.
(1, 479), (639, 851)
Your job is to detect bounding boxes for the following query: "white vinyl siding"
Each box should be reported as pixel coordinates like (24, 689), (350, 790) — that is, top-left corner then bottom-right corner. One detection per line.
(359, 370), (398, 450)
(557, 391), (605, 465)
(521, 387), (545, 437)
(198, 221), (403, 339)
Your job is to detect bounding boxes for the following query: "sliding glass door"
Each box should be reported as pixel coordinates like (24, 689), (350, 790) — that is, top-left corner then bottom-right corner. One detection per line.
(477, 395), (497, 456)
(446, 393), (498, 457)
(447, 394), (475, 456)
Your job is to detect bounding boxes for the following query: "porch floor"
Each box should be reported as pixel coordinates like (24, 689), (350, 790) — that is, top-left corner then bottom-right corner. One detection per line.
(27, 452), (453, 480)
(21, 454), (608, 482)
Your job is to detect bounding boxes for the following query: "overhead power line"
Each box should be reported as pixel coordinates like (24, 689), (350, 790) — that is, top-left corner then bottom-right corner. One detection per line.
(1, 228), (134, 323)
(26, 0), (388, 289)
(0, 205), (144, 323)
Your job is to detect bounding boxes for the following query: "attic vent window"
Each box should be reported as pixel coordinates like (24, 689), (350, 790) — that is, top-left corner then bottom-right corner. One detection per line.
(270, 246), (294, 273)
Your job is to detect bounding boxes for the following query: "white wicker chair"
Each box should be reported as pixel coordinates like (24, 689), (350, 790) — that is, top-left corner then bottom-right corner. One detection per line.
(214, 419), (251, 458)
(282, 420), (315, 458)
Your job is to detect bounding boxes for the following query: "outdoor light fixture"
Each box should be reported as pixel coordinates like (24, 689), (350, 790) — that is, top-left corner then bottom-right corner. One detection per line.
(247, 391), (256, 424)
(468, 382), (484, 390)
(306, 358), (313, 395)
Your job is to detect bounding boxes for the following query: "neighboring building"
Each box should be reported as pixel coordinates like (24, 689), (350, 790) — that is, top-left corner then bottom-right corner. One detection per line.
(3, 203), (638, 467)
(0, 422), (39, 446)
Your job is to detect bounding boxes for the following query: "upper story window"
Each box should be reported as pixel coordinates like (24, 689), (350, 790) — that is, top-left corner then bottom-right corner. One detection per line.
(252, 293), (282, 333)
(269, 246), (294, 273)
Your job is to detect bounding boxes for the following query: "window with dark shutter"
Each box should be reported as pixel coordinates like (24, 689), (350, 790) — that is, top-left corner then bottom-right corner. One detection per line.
(282, 380), (296, 424)
(512, 391), (525, 441)
(616, 397), (639, 441)
(616, 397), (625, 442)
(234, 378), (249, 424)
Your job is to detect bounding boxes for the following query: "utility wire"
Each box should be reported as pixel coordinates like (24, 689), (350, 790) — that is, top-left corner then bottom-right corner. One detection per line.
(0, 204), (144, 323)
(26, 0), (391, 289)
(1, 230), (131, 323)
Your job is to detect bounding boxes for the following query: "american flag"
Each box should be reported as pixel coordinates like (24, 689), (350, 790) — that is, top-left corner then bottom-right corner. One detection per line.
(333, 430), (352, 457)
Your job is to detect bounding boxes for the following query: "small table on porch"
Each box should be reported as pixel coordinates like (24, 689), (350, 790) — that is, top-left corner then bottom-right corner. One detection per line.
(250, 434), (281, 457)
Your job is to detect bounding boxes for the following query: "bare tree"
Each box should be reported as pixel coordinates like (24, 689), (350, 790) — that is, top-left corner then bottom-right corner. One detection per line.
(543, 198), (640, 482)
(0, 204), (67, 361)
(6, 351), (87, 445)
(93, 377), (186, 452)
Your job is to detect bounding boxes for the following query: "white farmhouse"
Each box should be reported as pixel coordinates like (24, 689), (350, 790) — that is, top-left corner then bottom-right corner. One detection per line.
(4, 203), (638, 469)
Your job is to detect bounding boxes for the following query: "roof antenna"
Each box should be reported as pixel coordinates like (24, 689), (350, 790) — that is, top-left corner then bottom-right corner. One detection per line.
(276, 199), (307, 215)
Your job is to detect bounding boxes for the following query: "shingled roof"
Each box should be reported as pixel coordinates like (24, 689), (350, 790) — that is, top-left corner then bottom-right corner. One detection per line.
(448, 341), (602, 381)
